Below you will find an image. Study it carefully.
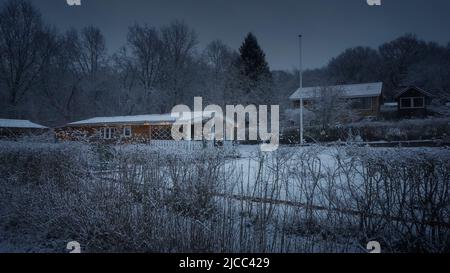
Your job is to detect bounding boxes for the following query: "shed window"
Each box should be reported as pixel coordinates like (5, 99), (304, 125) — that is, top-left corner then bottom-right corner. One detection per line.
(400, 98), (411, 108)
(123, 127), (132, 137)
(413, 97), (424, 108)
(400, 97), (425, 109)
(293, 100), (309, 108)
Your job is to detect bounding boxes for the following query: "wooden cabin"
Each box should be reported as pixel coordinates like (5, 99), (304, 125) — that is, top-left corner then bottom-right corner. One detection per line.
(0, 119), (49, 139)
(56, 114), (174, 143)
(56, 112), (235, 144)
(394, 86), (434, 118)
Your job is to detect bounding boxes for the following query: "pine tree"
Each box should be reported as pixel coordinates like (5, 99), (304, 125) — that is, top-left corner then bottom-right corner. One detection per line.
(238, 33), (271, 83)
(234, 33), (273, 105)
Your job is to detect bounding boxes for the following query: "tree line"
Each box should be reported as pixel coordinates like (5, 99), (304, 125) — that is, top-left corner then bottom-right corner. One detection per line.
(1, 0), (449, 126)
(0, 0), (273, 125)
(277, 35), (450, 114)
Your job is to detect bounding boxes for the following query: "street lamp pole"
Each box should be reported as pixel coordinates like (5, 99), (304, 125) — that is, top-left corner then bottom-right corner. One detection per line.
(299, 34), (304, 145)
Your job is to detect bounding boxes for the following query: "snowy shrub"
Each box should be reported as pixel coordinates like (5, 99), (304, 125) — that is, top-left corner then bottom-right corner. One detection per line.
(344, 147), (450, 252)
(283, 118), (450, 143)
(16, 131), (56, 143)
(0, 141), (449, 253)
(348, 118), (450, 141)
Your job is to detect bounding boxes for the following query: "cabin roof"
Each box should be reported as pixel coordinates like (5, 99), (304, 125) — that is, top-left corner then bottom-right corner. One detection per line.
(0, 119), (47, 129)
(67, 112), (235, 127)
(393, 86), (434, 99)
(69, 114), (176, 126)
(289, 82), (383, 101)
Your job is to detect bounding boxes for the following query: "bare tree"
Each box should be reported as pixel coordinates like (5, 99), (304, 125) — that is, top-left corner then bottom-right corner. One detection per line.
(39, 30), (83, 123)
(204, 40), (233, 79)
(309, 87), (356, 130)
(379, 34), (425, 93)
(328, 47), (381, 85)
(126, 24), (164, 94)
(74, 26), (107, 78)
(202, 40), (236, 105)
(112, 47), (141, 115)
(160, 20), (198, 107)
(0, 0), (56, 116)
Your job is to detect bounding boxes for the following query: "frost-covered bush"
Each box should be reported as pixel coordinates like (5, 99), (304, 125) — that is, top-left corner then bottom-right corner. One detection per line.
(0, 141), (94, 252)
(0, 141), (449, 253)
(286, 118), (450, 143)
(0, 142), (227, 252)
(348, 118), (450, 141)
(342, 146), (450, 252)
(16, 131), (56, 143)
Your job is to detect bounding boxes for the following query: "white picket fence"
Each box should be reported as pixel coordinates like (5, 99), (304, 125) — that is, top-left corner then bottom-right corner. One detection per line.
(149, 140), (233, 151)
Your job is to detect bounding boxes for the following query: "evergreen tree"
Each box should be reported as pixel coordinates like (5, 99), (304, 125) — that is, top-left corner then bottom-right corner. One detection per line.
(238, 33), (271, 83)
(235, 33), (273, 104)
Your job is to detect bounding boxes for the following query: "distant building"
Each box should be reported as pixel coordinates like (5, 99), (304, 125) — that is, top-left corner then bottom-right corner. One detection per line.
(394, 86), (434, 118)
(289, 82), (384, 119)
(0, 119), (48, 139)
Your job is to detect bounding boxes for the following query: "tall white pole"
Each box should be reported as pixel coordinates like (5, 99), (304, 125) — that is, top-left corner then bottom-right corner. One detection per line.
(299, 35), (304, 145)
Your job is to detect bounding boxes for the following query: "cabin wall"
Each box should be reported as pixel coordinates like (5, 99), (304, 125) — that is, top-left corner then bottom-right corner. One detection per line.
(291, 95), (381, 118)
(56, 124), (170, 143)
(56, 121), (233, 144)
(356, 96), (381, 117)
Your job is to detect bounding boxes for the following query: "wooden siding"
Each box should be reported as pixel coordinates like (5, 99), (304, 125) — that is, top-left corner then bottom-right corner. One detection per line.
(56, 124), (176, 143)
(355, 96), (381, 117)
(291, 95), (382, 118)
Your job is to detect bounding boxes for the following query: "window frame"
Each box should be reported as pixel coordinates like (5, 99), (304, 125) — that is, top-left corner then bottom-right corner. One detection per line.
(413, 97), (425, 108)
(123, 126), (132, 138)
(101, 127), (115, 139)
(400, 97), (425, 109)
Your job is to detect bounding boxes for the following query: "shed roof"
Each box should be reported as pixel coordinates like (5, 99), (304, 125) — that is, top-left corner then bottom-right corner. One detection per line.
(69, 114), (176, 126)
(0, 119), (47, 129)
(393, 86), (434, 99)
(289, 82), (383, 101)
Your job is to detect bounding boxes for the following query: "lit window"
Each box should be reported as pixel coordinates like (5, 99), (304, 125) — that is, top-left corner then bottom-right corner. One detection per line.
(123, 127), (132, 137)
(100, 128), (115, 139)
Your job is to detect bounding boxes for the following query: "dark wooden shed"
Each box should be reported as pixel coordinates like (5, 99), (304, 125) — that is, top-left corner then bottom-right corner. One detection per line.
(394, 86), (434, 118)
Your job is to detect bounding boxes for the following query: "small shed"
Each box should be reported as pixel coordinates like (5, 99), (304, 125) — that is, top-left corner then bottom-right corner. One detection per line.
(394, 86), (434, 118)
(0, 119), (49, 139)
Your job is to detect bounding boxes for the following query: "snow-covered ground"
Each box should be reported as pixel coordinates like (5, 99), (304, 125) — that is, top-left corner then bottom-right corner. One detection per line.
(0, 141), (448, 253)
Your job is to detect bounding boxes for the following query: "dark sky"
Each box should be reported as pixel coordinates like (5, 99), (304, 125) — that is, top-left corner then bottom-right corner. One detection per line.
(4, 0), (450, 70)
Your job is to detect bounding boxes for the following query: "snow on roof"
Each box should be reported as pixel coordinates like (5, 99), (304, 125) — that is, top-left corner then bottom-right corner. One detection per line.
(68, 114), (176, 126)
(393, 86), (434, 99)
(0, 119), (47, 129)
(289, 82), (383, 101)
(68, 111), (236, 126)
